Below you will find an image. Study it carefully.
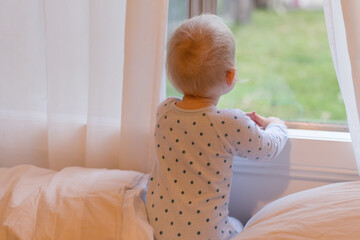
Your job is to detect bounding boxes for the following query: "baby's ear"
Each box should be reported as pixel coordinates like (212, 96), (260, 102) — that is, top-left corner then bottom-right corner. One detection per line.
(226, 68), (236, 86)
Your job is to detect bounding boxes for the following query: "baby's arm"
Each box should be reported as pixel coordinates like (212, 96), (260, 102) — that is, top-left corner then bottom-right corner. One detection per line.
(246, 111), (284, 129)
(253, 114), (288, 161)
(212, 110), (288, 161)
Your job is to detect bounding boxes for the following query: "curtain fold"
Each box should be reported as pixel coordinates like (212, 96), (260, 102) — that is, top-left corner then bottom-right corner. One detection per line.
(119, 0), (168, 172)
(0, 0), (168, 172)
(323, 0), (360, 172)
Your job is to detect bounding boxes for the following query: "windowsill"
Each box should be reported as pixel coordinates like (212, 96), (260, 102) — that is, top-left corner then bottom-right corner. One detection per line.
(287, 129), (351, 142)
(285, 121), (348, 132)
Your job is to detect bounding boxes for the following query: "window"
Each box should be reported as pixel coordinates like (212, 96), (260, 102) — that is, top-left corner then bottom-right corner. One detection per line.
(166, 0), (348, 131)
(166, 1), (358, 216)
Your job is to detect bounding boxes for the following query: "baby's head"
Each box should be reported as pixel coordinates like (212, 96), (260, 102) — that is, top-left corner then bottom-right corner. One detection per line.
(166, 14), (236, 98)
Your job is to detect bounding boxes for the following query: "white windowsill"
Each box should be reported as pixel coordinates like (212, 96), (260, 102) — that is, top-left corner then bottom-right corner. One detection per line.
(287, 129), (351, 142)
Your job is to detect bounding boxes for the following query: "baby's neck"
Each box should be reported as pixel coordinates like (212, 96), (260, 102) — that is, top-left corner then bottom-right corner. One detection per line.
(175, 95), (219, 110)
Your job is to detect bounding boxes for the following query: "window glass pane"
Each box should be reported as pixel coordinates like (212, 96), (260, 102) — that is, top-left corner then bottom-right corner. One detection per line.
(166, 0), (188, 97)
(167, 0), (187, 36)
(166, 0), (347, 124)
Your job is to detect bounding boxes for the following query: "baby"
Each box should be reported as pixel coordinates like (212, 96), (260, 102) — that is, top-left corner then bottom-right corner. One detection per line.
(146, 14), (288, 240)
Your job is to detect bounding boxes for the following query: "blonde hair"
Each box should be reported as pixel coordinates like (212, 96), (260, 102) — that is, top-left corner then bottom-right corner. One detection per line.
(166, 14), (236, 97)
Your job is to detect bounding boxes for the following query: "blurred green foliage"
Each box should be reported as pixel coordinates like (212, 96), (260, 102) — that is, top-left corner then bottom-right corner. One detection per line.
(166, 10), (347, 123)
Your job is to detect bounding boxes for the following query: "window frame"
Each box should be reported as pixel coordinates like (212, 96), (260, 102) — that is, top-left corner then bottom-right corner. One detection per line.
(188, 0), (217, 18)
(170, 2), (359, 223)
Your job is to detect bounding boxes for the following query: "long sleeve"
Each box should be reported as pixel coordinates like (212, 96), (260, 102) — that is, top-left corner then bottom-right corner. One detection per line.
(209, 109), (288, 161)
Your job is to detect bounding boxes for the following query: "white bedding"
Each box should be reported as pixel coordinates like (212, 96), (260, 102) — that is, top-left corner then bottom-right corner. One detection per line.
(2, 165), (360, 240)
(0, 165), (153, 240)
(235, 181), (360, 240)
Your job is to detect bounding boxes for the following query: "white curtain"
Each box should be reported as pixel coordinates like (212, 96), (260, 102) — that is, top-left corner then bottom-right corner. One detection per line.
(0, 0), (168, 172)
(323, 0), (360, 172)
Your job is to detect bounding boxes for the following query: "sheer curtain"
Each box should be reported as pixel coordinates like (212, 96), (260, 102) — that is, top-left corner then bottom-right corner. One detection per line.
(0, 0), (168, 172)
(323, 0), (360, 172)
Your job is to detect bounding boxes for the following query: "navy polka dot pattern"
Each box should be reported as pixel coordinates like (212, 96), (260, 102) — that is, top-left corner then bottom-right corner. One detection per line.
(146, 97), (288, 240)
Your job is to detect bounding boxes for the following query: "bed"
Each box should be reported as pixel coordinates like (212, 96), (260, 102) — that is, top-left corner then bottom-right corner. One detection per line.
(1, 165), (360, 240)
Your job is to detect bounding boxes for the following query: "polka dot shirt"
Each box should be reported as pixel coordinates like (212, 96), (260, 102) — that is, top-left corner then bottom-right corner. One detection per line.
(146, 97), (288, 240)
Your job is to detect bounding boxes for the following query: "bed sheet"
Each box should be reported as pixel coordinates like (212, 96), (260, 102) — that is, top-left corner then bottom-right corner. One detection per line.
(0, 165), (154, 240)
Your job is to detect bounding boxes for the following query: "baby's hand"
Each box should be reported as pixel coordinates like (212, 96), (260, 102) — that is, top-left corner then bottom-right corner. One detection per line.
(246, 112), (284, 129)
(263, 116), (285, 128)
(246, 112), (262, 126)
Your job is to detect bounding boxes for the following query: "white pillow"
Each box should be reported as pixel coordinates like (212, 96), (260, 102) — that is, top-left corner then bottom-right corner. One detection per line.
(234, 181), (360, 240)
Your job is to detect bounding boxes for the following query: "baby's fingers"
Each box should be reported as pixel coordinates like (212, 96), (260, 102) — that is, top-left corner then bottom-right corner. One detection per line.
(253, 113), (265, 127)
(245, 112), (256, 121)
(246, 112), (264, 127)
(245, 112), (254, 118)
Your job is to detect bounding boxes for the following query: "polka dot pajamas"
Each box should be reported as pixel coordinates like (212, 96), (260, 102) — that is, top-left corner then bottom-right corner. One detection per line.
(146, 97), (288, 240)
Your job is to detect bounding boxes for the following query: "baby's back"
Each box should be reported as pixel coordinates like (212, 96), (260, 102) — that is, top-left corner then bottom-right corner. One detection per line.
(146, 97), (288, 240)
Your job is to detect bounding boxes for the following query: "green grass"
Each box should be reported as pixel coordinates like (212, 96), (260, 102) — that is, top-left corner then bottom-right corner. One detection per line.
(166, 10), (347, 123)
